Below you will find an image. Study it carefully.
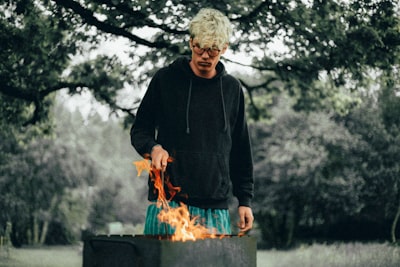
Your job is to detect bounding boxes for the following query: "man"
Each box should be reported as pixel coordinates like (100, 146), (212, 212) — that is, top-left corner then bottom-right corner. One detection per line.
(131, 8), (254, 235)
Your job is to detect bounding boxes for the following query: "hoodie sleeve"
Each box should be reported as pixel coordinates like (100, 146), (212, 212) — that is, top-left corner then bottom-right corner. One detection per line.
(130, 72), (161, 156)
(230, 85), (254, 207)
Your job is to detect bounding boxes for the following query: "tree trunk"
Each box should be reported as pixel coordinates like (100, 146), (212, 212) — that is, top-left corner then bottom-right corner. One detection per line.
(26, 228), (32, 245)
(33, 215), (39, 245)
(285, 209), (295, 247)
(39, 221), (49, 245)
(391, 199), (400, 243)
(38, 195), (59, 245)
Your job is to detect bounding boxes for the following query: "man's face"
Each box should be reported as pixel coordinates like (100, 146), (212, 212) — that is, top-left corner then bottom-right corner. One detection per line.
(189, 38), (227, 78)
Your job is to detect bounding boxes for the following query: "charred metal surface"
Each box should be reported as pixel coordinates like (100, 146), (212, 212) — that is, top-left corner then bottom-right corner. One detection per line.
(83, 235), (257, 267)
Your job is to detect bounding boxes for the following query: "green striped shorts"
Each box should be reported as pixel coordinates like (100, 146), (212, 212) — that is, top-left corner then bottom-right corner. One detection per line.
(143, 201), (232, 235)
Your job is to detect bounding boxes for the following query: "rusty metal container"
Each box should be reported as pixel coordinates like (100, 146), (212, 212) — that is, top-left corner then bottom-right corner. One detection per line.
(83, 235), (257, 267)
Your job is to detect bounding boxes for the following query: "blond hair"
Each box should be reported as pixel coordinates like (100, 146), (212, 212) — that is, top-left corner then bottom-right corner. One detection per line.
(189, 8), (232, 49)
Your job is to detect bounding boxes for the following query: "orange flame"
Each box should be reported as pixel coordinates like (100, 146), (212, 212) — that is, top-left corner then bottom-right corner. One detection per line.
(133, 158), (218, 241)
(158, 203), (216, 241)
(133, 159), (151, 177)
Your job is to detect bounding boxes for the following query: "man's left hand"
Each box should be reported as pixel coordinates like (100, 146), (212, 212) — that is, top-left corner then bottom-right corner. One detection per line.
(238, 206), (254, 233)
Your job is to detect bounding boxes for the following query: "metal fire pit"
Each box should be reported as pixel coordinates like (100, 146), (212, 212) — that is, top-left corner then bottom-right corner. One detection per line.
(83, 234), (257, 267)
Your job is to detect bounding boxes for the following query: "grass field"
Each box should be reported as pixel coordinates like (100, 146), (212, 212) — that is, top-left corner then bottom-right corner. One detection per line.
(0, 242), (399, 267)
(0, 245), (82, 267)
(258, 242), (400, 267)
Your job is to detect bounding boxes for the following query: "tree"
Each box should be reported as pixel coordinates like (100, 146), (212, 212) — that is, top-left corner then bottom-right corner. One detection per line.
(1, 0), (398, 125)
(251, 77), (400, 247)
(251, 95), (365, 248)
(379, 72), (400, 243)
(0, 0), (133, 127)
(0, 135), (97, 246)
(343, 70), (400, 243)
(52, 100), (148, 233)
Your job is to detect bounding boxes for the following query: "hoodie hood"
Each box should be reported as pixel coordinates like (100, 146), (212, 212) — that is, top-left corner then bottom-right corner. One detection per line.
(170, 57), (228, 134)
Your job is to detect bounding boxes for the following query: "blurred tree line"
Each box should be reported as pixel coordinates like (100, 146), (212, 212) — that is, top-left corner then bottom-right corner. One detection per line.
(0, 99), (147, 246)
(251, 80), (400, 248)
(1, 0), (399, 247)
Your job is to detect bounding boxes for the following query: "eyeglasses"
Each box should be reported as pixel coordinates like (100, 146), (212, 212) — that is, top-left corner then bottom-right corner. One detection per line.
(192, 44), (221, 57)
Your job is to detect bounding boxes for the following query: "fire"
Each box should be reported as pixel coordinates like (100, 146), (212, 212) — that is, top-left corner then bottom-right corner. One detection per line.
(133, 158), (218, 241)
(133, 159), (151, 177)
(158, 203), (216, 242)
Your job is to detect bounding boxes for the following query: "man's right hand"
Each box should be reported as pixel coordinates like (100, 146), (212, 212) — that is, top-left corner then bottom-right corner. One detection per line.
(150, 145), (169, 172)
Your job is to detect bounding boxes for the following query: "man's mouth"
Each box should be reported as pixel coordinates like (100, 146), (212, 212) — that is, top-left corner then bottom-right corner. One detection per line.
(198, 62), (211, 67)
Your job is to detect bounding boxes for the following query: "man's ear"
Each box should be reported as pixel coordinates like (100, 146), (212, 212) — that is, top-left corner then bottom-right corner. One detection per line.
(221, 43), (229, 54)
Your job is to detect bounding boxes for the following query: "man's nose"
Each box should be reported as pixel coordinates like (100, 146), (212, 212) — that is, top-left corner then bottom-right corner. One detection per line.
(201, 50), (210, 58)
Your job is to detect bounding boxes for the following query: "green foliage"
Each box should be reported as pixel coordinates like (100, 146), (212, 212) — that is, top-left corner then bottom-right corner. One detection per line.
(252, 78), (400, 247)
(0, 99), (148, 246)
(0, 1), (74, 125)
(52, 101), (147, 233)
(87, 183), (121, 233)
(344, 88), (400, 234)
(0, 135), (97, 246)
(2, 0), (399, 125)
(67, 55), (134, 109)
(48, 189), (92, 244)
(251, 95), (365, 247)
(378, 71), (400, 129)
(0, 1), (132, 125)
(245, 0), (399, 113)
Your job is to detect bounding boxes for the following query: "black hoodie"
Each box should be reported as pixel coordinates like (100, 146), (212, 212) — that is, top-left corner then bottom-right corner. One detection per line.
(131, 57), (253, 209)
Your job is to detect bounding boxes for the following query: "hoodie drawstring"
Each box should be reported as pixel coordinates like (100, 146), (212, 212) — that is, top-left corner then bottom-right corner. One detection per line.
(186, 80), (192, 134)
(220, 77), (228, 132)
(185, 78), (228, 134)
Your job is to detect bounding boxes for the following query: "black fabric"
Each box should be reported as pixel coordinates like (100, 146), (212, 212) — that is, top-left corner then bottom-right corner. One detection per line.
(131, 57), (253, 209)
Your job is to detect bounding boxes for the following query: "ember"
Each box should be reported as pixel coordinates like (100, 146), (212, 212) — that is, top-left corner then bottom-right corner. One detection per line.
(133, 159), (219, 241)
